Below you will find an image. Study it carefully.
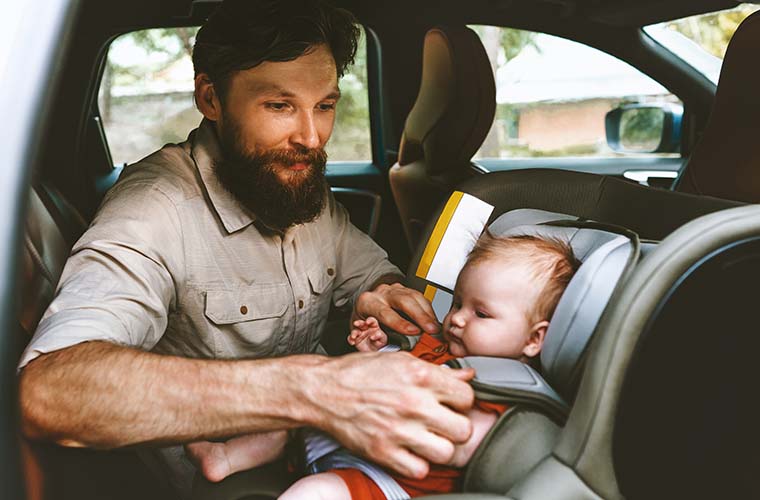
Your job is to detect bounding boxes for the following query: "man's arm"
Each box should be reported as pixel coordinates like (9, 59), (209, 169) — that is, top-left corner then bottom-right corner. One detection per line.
(19, 340), (475, 479)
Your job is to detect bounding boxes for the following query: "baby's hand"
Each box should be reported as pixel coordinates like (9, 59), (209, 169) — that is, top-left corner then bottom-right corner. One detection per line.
(347, 316), (388, 352)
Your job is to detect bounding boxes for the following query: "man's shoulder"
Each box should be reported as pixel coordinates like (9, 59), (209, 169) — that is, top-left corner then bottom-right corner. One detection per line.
(111, 142), (202, 204)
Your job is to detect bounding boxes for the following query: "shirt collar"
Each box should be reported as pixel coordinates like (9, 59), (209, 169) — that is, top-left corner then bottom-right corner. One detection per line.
(190, 119), (256, 234)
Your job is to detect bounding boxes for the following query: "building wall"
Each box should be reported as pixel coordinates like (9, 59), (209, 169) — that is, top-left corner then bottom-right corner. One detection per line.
(517, 98), (616, 152)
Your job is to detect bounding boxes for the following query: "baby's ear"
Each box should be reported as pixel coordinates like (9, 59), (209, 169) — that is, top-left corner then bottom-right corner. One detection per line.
(523, 320), (549, 358)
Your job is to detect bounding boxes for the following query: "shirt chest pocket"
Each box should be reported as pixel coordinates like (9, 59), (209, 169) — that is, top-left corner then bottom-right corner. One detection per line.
(305, 262), (336, 328)
(204, 283), (290, 356)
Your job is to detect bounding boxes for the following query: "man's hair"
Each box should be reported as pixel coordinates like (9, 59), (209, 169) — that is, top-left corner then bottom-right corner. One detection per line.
(193, 0), (360, 100)
(465, 232), (581, 323)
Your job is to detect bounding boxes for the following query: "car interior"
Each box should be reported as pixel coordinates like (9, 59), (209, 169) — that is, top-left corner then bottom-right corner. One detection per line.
(12, 0), (760, 499)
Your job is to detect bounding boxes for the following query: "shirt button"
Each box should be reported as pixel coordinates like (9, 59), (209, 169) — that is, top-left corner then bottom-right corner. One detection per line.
(298, 300), (304, 309)
(327, 267), (335, 276)
(240, 305), (248, 315)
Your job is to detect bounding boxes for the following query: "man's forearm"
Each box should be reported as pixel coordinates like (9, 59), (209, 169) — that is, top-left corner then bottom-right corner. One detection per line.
(19, 341), (324, 448)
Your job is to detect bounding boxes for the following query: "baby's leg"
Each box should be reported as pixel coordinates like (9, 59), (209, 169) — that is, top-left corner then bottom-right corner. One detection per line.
(279, 472), (352, 500)
(185, 430), (286, 483)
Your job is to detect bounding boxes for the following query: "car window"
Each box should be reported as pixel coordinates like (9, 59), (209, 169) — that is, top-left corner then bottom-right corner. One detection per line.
(98, 27), (371, 166)
(644, 3), (760, 84)
(469, 26), (682, 160)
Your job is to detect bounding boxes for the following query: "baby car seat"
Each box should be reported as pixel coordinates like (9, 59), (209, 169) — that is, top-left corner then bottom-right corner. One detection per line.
(396, 192), (639, 495)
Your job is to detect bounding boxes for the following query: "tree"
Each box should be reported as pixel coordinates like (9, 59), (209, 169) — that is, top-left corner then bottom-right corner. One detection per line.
(100, 28), (197, 120)
(664, 5), (759, 58)
(469, 26), (537, 158)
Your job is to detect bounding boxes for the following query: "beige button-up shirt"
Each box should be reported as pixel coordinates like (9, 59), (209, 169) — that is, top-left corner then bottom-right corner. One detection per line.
(20, 119), (401, 367)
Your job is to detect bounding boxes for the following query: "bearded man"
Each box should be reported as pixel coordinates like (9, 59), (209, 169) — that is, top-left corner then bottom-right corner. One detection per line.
(17, 0), (475, 497)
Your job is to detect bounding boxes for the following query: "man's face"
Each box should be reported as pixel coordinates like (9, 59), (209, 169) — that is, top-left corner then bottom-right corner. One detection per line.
(212, 44), (340, 231)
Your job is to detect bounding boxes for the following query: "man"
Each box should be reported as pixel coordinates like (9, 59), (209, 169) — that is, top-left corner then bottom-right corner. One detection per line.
(17, 0), (474, 497)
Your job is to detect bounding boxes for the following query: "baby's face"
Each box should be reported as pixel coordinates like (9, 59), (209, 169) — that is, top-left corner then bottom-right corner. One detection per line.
(442, 260), (542, 360)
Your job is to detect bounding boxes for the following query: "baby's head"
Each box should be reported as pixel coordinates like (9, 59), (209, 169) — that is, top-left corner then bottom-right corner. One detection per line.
(442, 233), (580, 362)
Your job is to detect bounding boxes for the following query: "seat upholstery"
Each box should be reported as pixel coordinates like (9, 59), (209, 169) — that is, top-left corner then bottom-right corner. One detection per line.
(674, 10), (760, 202)
(19, 184), (87, 337)
(389, 26), (495, 251)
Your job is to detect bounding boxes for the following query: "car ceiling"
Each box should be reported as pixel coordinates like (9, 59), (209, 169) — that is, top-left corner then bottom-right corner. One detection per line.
(83, 0), (745, 31)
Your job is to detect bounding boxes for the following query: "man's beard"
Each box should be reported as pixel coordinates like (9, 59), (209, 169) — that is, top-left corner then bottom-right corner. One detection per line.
(214, 120), (328, 233)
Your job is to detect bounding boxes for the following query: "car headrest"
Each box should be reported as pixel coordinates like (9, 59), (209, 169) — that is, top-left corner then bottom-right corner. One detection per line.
(490, 211), (638, 400)
(398, 26), (495, 179)
(675, 10), (760, 202)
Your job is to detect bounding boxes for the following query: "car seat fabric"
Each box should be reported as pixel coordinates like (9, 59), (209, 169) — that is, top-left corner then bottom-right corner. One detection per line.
(674, 10), (760, 203)
(389, 25), (495, 251)
(20, 184), (87, 338)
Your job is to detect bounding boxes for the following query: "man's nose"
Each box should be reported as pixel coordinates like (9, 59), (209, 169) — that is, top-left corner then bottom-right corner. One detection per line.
(291, 110), (320, 149)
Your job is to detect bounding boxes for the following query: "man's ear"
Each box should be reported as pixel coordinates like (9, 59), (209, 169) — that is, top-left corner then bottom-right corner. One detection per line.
(194, 73), (222, 121)
(523, 320), (549, 358)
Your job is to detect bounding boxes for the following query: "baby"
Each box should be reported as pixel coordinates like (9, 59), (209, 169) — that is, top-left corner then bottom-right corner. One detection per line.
(187, 233), (579, 498)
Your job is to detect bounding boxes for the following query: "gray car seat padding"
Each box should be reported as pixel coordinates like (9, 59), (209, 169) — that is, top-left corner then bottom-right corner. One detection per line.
(463, 407), (561, 494)
(530, 204), (760, 500)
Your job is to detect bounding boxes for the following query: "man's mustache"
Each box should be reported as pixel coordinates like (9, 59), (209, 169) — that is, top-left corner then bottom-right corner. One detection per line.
(253, 147), (328, 168)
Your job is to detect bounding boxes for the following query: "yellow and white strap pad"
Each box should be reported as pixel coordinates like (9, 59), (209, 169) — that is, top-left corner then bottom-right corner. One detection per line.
(415, 191), (494, 321)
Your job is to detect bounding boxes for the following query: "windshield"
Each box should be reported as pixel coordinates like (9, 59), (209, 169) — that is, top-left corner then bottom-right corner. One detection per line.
(644, 3), (760, 84)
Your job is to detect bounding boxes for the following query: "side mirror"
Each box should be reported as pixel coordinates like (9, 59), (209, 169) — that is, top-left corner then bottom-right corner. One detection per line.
(605, 103), (683, 153)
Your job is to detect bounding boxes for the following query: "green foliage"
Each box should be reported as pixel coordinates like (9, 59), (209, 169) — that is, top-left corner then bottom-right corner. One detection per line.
(328, 30), (372, 160)
(500, 28), (539, 61)
(619, 108), (663, 151)
(469, 25), (538, 64)
(664, 4), (760, 58)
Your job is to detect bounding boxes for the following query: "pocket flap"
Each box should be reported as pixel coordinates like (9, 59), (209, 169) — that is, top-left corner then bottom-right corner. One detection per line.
(306, 262), (336, 295)
(205, 284), (289, 325)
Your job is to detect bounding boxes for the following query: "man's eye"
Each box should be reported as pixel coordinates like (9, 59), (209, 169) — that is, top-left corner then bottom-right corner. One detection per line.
(317, 102), (336, 111)
(265, 102), (289, 111)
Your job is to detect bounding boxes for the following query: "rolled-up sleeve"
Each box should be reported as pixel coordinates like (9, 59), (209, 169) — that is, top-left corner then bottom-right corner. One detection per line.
(328, 192), (402, 308)
(18, 178), (184, 370)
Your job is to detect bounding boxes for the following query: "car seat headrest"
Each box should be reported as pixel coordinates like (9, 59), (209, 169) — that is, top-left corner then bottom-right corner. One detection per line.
(675, 10), (760, 202)
(398, 26), (495, 179)
(489, 210), (637, 400)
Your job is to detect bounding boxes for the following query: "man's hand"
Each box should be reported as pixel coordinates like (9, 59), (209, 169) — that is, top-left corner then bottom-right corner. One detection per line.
(353, 281), (439, 336)
(347, 317), (388, 352)
(303, 351), (475, 479)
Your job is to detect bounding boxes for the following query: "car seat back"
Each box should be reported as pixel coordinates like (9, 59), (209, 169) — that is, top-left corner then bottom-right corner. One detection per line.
(674, 10), (760, 202)
(19, 184), (87, 339)
(389, 25), (495, 252)
(508, 203), (760, 500)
